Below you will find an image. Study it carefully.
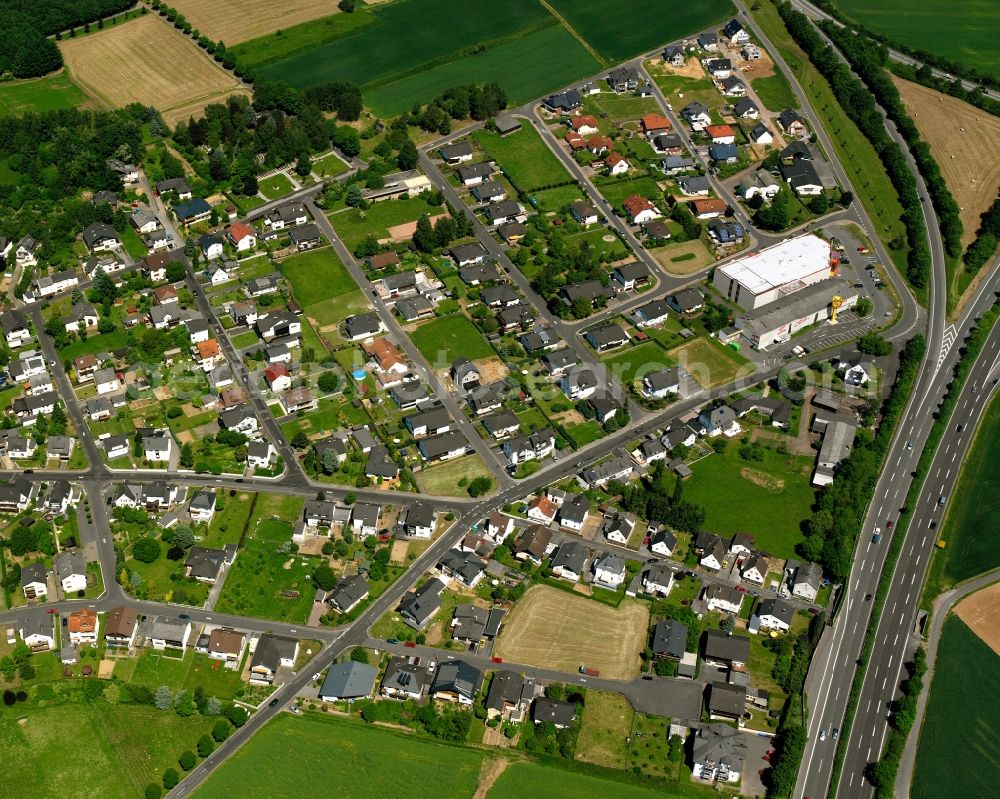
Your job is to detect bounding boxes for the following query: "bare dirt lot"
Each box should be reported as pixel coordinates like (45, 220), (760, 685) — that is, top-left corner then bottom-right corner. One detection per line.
(893, 75), (1000, 247)
(955, 582), (1000, 657)
(494, 585), (648, 680)
(167, 0), (338, 45)
(60, 15), (250, 126)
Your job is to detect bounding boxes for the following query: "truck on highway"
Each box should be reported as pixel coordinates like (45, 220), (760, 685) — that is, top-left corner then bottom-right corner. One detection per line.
(579, 665), (600, 677)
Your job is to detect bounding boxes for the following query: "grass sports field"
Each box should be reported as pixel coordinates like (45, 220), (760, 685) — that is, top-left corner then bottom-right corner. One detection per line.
(832, 0), (1000, 80)
(923, 392), (1000, 597)
(59, 14), (249, 126)
(495, 585), (648, 680)
(167, 0), (336, 46)
(0, 691), (214, 799)
(0, 72), (88, 117)
(246, 0), (732, 114)
(409, 315), (494, 365)
(892, 75), (1000, 250)
(195, 714), (484, 799)
(913, 614), (1000, 799)
(473, 125), (574, 192)
(682, 439), (815, 558)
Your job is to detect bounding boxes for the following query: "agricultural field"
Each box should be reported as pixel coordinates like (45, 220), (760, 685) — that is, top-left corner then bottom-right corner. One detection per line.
(927, 391), (1000, 590)
(682, 438), (816, 558)
(365, 24), (601, 117)
(495, 585), (648, 680)
(0, 72), (88, 117)
(955, 582), (1000, 655)
(167, 0), (337, 46)
(195, 714), (485, 799)
(487, 761), (708, 799)
(0, 685), (215, 799)
(913, 614), (1000, 799)
(59, 14), (250, 126)
(892, 75), (1000, 249)
(545, 0), (732, 64)
(409, 315), (494, 365)
(832, 0), (1000, 80)
(231, 8), (378, 68)
(417, 454), (495, 497)
(472, 125), (574, 193)
(668, 337), (752, 388)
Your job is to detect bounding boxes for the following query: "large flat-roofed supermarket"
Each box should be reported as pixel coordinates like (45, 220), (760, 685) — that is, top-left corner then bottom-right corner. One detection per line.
(737, 278), (858, 349)
(713, 234), (833, 309)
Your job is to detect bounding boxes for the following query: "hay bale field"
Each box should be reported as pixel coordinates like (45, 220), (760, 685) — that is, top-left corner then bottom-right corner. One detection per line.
(494, 585), (648, 680)
(954, 582), (1000, 657)
(60, 15), (250, 126)
(168, 0), (338, 46)
(893, 74), (1000, 247)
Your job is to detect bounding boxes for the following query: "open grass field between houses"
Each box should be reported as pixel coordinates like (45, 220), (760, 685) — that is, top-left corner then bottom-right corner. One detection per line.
(495, 585), (648, 680)
(194, 713), (484, 799)
(58, 14), (250, 126)
(0, 72), (89, 117)
(913, 614), (1000, 799)
(328, 196), (444, 250)
(601, 341), (675, 387)
(409, 315), (494, 366)
(832, 0), (1000, 80)
(277, 248), (357, 307)
(649, 239), (716, 275)
(486, 760), (712, 799)
(892, 74), (1000, 251)
(416, 454), (494, 497)
(574, 690), (634, 769)
(166, 0), (339, 46)
(472, 125), (575, 193)
(681, 439), (815, 559)
(668, 337), (752, 389)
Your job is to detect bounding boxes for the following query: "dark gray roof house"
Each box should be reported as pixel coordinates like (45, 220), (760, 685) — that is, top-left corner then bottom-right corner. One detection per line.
(184, 546), (225, 582)
(431, 660), (483, 703)
(532, 698), (577, 727)
(319, 661), (378, 701)
(550, 540), (588, 576)
(399, 578), (445, 629)
(328, 574), (370, 613)
(652, 619), (687, 660)
(703, 630), (750, 666)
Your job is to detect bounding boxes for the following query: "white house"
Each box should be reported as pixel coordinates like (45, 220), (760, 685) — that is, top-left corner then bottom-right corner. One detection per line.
(94, 368), (121, 396)
(55, 552), (88, 594)
(602, 512), (635, 545)
(226, 222), (257, 252)
(246, 440), (276, 469)
(741, 555), (767, 586)
(593, 554), (626, 590)
(643, 564), (674, 596)
(649, 529), (676, 557)
(143, 433), (173, 463)
(752, 598), (794, 633)
(703, 584), (744, 615)
(207, 262), (233, 285)
(485, 512), (515, 544)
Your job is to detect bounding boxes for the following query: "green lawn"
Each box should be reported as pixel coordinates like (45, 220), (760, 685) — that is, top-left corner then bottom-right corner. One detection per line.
(58, 329), (130, 361)
(545, 0), (733, 63)
(650, 71), (724, 116)
(582, 93), (663, 122)
(128, 649), (244, 700)
(530, 184), (587, 213)
(750, 1), (910, 278)
(417, 454), (494, 497)
(311, 151), (350, 178)
(913, 614), (1000, 799)
(279, 397), (347, 439)
(750, 71), (797, 112)
(593, 175), (663, 209)
(0, 72), (88, 117)
(574, 690), (634, 770)
(119, 225), (148, 260)
(195, 713), (484, 799)
(565, 228), (630, 260)
(565, 420), (606, 448)
(258, 172), (296, 200)
(0, 686), (215, 799)
(601, 341), (673, 386)
(668, 336), (752, 389)
(926, 391), (1000, 591)
(329, 195), (442, 251)
(231, 330), (260, 349)
(409, 315), (493, 365)
(473, 124), (574, 193)
(832, 0), (1000, 80)
(682, 439), (816, 559)
(366, 24), (602, 116)
(277, 248), (358, 306)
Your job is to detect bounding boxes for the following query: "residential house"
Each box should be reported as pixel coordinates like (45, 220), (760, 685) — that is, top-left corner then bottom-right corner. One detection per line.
(644, 564), (675, 596)
(623, 194), (661, 225)
(550, 541), (588, 582)
(513, 524), (551, 563)
(0, 311), (30, 348)
(35, 269), (79, 299)
(533, 698), (577, 728)
(752, 598), (795, 633)
(431, 660), (482, 705)
(569, 115), (599, 135)
(81, 222), (120, 253)
(733, 98), (760, 119)
(560, 366), (598, 401)
(319, 661), (378, 702)
(612, 261), (650, 291)
(398, 502), (436, 539)
(699, 537), (727, 570)
(257, 311), (302, 341)
(417, 430), (467, 462)
(328, 574), (370, 614)
(792, 561), (823, 602)
(558, 496), (591, 533)
(219, 405), (258, 435)
(439, 142), (473, 164)
(652, 618), (687, 660)
(667, 288), (704, 314)
(246, 440), (276, 470)
(682, 102), (712, 130)
(642, 367), (681, 399)
(693, 723), (748, 783)
(699, 404), (740, 436)
(188, 490), (216, 523)
(649, 529), (677, 557)
(607, 66), (640, 93)
(264, 202), (309, 230)
(777, 109), (807, 137)
(246, 274), (280, 297)
(542, 89), (581, 112)
(264, 362), (292, 392)
(709, 142), (739, 164)
(345, 312), (384, 341)
(593, 553), (626, 589)
(225, 222), (257, 252)
(678, 175), (711, 196)
(456, 162), (494, 187)
(540, 349), (577, 376)
(662, 155), (697, 176)
(486, 671), (534, 722)
(634, 298), (670, 328)
(703, 584), (744, 615)
(55, 551), (87, 594)
(749, 123), (773, 145)
(579, 455), (634, 489)
(452, 605), (506, 645)
(482, 410), (520, 439)
(451, 357), (481, 390)
(526, 495), (557, 524)
(720, 76), (747, 96)
(351, 503), (381, 537)
(485, 512), (515, 544)
(450, 242), (488, 267)
(602, 512), (636, 544)
(585, 324), (629, 352)
(709, 682), (746, 722)
(404, 406), (452, 438)
(20, 610), (54, 652)
(21, 563), (47, 600)
(438, 549), (486, 588)
(471, 181), (506, 203)
(104, 607), (139, 649)
(467, 380), (507, 415)
(662, 45), (686, 66)
(184, 546), (227, 583)
(708, 218), (745, 244)
(399, 578), (445, 629)
(502, 428), (556, 465)
(249, 634), (299, 685)
(702, 629), (750, 668)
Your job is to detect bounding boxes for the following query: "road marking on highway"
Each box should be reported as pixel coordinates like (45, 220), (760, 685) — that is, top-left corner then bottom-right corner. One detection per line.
(938, 324), (958, 368)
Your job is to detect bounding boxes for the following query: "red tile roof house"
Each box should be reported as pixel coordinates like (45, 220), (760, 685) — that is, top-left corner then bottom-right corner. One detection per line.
(225, 222), (257, 252)
(565, 131), (586, 151)
(569, 115), (599, 134)
(641, 113), (672, 137)
(264, 362), (292, 392)
(606, 152), (629, 175)
(587, 135), (613, 155)
(705, 124), (736, 144)
(623, 195), (661, 225)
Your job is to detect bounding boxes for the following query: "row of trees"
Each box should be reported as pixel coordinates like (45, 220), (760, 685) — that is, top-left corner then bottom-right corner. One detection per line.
(611, 461), (707, 536)
(407, 83), (510, 136)
(777, 3), (932, 290)
(821, 22), (963, 258)
(962, 192), (1000, 272)
(866, 648), (926, 796)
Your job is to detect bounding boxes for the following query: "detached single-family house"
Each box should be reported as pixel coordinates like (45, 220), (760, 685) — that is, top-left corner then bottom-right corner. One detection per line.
(649, 529), (677, 557)
(752, 598), (795, 633)
(643, 367), (681, 399)
(644, 564), (675, 596)
(21, 562), (47, 600)
(557, 496), (590, 533)
(623, 194), (661, 225)
(249, 634), (299, 685)
(225, 222), (257, 252)
(792, 561), (823, 602)
(55, 551), (88, 594)
(593, 553), (626, 589)
(319, 661), (378, 702)
(550, 541), (588, 582)
(399, 578), (445, 629)
(104, 607), (139, 649)
(602, 512), (636, 544)
(703, 583), (744, 615)
(20, 610), (55, 652)
(431, 660), (482, 705)
(81, 222), (120, 253)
